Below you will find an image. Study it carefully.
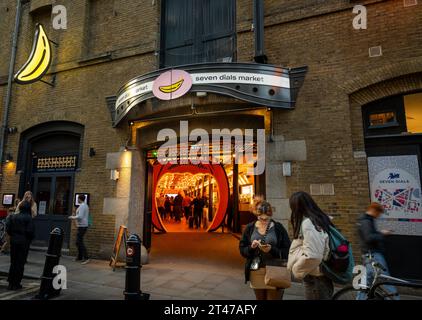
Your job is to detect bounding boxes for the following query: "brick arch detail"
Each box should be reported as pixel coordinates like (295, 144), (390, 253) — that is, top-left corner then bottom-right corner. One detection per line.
(348, 71), (422, 154)
(341, 56), (422, 97)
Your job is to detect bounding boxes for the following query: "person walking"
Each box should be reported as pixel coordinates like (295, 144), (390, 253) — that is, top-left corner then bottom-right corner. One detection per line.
(356, 202), (399, 300)
(164, 196), (172, 221)
(173, 193), (183, 222)
(157, 194), (166, 221)
(5, 198), (35, 290)
(170, 196), (175, 220)
(287, 191), (333, 300)
(192, 194), (205, 229)
(182, 194), (191, 221)
(239, 201), (291, 300)
(69, 194), (90, 264)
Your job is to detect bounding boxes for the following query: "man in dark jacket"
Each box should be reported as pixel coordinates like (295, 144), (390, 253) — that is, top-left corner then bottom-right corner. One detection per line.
(173, 193), (183, 222)
(5, 201), (35, 290)
(192, 194), (205, 229)
(357, 202), (399, 300)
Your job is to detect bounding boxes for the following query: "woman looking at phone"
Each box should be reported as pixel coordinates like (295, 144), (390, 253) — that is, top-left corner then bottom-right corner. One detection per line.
(239, 200), (291, 300)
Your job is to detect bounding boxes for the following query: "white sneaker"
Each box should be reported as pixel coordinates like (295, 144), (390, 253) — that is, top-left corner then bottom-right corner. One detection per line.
(81, 259), (90, 265)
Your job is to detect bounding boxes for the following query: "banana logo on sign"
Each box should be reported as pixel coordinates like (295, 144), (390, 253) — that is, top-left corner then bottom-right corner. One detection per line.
(14, 24), (52, 85)
(159, 78), (184, 94)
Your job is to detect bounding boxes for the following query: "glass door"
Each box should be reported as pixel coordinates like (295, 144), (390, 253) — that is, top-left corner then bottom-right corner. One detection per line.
(32, 174), (74, 248)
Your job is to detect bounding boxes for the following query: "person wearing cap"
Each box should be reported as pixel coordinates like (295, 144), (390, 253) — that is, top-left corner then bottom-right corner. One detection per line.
(239, 200), (291, 300)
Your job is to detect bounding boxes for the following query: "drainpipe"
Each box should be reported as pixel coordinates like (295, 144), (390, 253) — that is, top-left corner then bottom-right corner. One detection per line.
(253, 0), (267, 64)
(0, 0), (23, 175)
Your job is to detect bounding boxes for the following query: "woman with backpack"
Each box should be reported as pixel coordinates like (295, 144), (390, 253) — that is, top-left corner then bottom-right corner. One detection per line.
(287, 191), (333, 300)
(239, 200), (291, 300)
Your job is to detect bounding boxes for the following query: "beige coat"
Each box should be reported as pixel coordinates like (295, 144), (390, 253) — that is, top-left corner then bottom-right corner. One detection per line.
(287, 218), (330, 280)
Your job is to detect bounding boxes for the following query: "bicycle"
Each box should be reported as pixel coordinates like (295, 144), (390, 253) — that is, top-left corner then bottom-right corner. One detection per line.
(333, 254), (422, 300)
(0, 218), (6, 247)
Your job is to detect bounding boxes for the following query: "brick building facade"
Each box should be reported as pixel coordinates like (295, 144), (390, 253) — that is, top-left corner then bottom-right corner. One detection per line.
(1, 0), (421, 279)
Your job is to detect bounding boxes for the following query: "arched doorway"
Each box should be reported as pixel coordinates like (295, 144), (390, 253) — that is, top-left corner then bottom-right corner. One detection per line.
(17, 121), (84, 248)
(361, 91), (422, 280)
(151, 162), (229, 233)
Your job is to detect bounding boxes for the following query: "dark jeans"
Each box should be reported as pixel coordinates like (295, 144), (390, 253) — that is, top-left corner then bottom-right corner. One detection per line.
(254, 289), (284, 300)
(8, 242), (29, 287)
(194, 210), (202, 228)
(357, 252), (399, 300)
(76, 227), (88, 260)
(158, 207), (166, 220)
(173, 206), (182, 221)
(303, 275), (334, 300)
(184, 207), (191, 219)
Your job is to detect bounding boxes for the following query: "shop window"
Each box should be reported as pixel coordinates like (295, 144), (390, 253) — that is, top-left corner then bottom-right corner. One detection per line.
(160, 0), (236, 67)
(404, 92), (422, 134)
(369, 111), (398, 128)
(363, 95), (407, 137)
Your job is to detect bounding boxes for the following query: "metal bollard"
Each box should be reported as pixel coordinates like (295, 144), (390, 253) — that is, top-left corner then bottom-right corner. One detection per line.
(34, 227), (64, 300)
(124, 234), (149, 300)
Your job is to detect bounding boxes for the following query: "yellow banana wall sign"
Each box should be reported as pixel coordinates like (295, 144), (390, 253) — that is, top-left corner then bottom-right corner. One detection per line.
(14, 24), (52, 85)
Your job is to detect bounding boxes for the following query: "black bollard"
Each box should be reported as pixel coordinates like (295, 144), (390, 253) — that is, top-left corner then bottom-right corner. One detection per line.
(124, 234), (149, 300)
(34, 227), (64, 300)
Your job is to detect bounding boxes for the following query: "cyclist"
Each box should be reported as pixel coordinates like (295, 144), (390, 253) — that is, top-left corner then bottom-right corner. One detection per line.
(357, 202), (399, 300)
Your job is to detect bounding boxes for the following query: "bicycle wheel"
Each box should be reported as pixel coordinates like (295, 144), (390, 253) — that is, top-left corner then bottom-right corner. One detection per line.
(0, 220), (6, 245)
(332, 285), (361, 300)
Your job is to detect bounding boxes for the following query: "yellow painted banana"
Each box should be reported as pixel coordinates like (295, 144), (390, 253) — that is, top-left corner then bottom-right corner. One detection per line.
(159, 78), (184, 94)
(14, 24), (52, 84)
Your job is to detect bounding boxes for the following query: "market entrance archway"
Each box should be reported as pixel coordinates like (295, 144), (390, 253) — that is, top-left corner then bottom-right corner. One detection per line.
(152, 162), (229, 233)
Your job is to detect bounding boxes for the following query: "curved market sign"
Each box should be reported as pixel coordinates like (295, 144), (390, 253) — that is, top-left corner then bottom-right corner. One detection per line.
(113, 63), (307, 127)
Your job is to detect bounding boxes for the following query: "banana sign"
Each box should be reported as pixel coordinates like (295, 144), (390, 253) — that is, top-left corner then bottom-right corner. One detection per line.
(14, 24), (52, 85)
(113, 63), (308, 127)
(152, 70), (193, 100)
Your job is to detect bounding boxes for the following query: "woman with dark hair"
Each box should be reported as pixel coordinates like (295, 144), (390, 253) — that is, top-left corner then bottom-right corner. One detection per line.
(287, 191), (333, 300)
(5, 197), (35, 290)
(239, 200), (291, 300)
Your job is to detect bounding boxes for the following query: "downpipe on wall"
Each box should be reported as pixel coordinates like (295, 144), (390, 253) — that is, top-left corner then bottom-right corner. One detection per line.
(0, 0), (23, 180)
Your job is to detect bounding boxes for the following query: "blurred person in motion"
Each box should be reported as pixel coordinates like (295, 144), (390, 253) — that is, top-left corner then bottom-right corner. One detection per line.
(356, 202), (399, 300)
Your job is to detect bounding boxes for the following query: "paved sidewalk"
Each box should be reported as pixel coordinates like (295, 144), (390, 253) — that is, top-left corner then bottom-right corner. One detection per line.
(0, 250), (305, 300)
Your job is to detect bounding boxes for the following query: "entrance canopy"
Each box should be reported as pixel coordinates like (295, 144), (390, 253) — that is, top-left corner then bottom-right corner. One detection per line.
(112, 62), (307, 127)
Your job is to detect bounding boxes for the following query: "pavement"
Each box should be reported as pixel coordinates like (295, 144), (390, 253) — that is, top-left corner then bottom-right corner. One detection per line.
(0, 232), (305, 300)
(0, 232), (421, 300)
